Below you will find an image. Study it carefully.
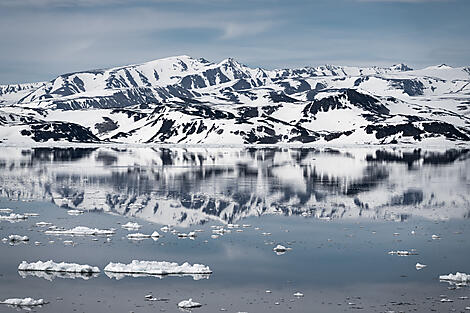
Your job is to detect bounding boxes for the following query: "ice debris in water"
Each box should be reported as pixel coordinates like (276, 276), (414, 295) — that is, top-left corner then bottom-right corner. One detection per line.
(127, 233), (151, 239)
(388, 250), (415, 256)
(439, 272), (469, 283)
(104, 260), (212, 276)
(432, 234), (441, 240)
(24, 213), (39, 217)
(18, 260), (100, 273)
(416, 263), (427, 270)
(8, 235), (29, 242)
(0, 213), (27, 220)
(122, 222), (141, 230)
(0, 208), (12, 213)
(35, 222), (52, 227)
(178, 298), (202, 309)
(273, 245), (287, 253)
(45, 226), (115, 236)
(67, 210), (84, 216)
(1, 298), (45, 306)
(293, 292), (304, 297)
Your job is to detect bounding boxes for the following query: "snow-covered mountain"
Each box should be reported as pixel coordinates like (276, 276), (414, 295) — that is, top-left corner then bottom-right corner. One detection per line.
(1, 56), (470, 145)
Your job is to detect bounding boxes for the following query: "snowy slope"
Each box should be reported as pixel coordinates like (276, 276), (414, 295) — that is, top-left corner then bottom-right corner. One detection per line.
(0, 56), (469, 145)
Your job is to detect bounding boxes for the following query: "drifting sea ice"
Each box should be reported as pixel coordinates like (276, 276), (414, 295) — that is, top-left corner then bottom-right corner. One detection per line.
(0, 213), (27, 221)
(8, 235), (29, 242)
(35, 222), (52, 227)
(416, 263), (427, 270)
(122, 222), (141, 230)
(439, 272), (469, 284)
(178, 298), (202, 309)
(1, 298), (45, 306)
(19, 270), (99, 281)
(127, 231), (160, 239)
(104, 260), (212, 276)
(44, 226), (115, 236)
(388, 250), (415, 256)
(18, 260), (100, 274)
(67, 209), (84, 216)
(0, 208), (12, 213)
(273, 244), (287, 253)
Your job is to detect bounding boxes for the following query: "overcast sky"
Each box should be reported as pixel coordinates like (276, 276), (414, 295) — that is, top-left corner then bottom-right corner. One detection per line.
(1, 0), (469, 84)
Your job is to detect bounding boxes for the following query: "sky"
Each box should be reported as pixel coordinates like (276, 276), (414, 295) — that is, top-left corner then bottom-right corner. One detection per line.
(0, 0), (469, 84)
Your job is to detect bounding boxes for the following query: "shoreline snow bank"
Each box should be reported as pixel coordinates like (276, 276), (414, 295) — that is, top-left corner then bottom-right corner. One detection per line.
(1, 298), (45, 306)
(18, 260), (100, 274)
(104, 260), (212, 276)
(45, 226), (115, 236)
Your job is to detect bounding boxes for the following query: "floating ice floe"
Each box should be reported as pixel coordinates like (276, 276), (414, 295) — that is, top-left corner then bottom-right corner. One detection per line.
(388, 250), (416, 256)
(160, 226), (171, 232)
(8, 235), (29, 242)
(178, 298), (202, 309)
(439, 272), (469, 285)
(127, 233), (151, 239)
(293, 292), (304, 297)
(441, 298), (453, 303)
(35, 222), (52, 227)
(432, 234), (441, 240)
(45, 226), (115, 236)
(0, 213), (27, 221)
(416, 263), (427, 270)
(104, 260), (212, 279)
(1, 298), (45, 306)
(24, 213), (39, 217)
(19, 270), (99, 281)
(0, 208), (12, 213)
(18, 260), (100, 274)
(122, 222), (141, 230)
(67, 210), (84, 216)
(273, 245), (287, 253)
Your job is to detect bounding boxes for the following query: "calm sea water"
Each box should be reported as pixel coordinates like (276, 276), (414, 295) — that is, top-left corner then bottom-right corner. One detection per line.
(0, 147), (469, 312)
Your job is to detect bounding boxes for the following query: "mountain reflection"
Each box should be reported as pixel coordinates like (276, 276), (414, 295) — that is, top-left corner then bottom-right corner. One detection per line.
(0, 147), (469, 226)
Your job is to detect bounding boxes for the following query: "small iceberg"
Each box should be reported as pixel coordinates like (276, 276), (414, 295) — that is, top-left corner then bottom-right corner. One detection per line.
(127, 233), (151, 240)
(178, 298), (202, 309)
(439, 272), (469, 284)
(67, 210), (84, 216)
(293, 292), (304, 297)
(45, 226), (115, 236)
(35, 222), (52, 227)
(432, 234), (441, 240)
(388, 250), (416, 256)
(104, 260), (212, 277)
(416, 263), (427, 270)
(0, 208), (12, 213)
(1, 298), (45, 306)
(122, 222), (141, 230)
(9, 235), (29, 242)
(18, 260), (100, 274)
(273, 245), (287, 253)
(0, 213), (27, 221)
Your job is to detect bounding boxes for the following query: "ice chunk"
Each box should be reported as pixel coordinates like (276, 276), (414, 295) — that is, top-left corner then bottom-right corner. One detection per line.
(67, 210), (83, 216)
(273, 245), (287, 252)
(178, 298), (202, 309)
(127, 233), (151, 239)
(45, 226), (115, 236)
(9, 235), (29, 242)
(293, 292), (304, 297)
(35, 222), (52, 227)
(0, 208), (12, 213)
(416, 263), (427, 270)
(122, 222), (141, 230)
(104, 260), (212, 277)
(18, 260), (100, 274)
(0, 213), (27, 220)
(24, 213), (39, 217)
(388, 250), (415, 256)
(432, 234), (441, 240)
(151, 231), (160, 238)
(439, 272), (469, 284)
(1, 298), (45, 306)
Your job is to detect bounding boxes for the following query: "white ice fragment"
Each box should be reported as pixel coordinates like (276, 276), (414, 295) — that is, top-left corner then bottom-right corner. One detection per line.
(63, 240), (74, 245)
(411, 230), (416, 235)
(35, 222), (52, 227)
(122, 222), (141, 230)
(432, 234), (441, 240)
(160, 226), (171, 232)
(151, 231), (160, 238)
(9, 235), (29, 242)
(188, 231), (196, 237)
(273, 245), (287, 253)
(293, 292), (304, 297)
(45, 226), (115, 236)
(127, 233), (151, 239)
(18, 260), (100, 274)
(388, 250), (415, 256)
(0, 208), (12, 213)
(67, 210), (83, 216)
(1, 298), (45, 306)
(24, 213), (39, 217)
(261, 232), (271, 236)
(104, 260), (212, 276)
(439, 272), (469, 283)
(265, 290), (272, 293)
(242, 224), (251, 228)
(178, 298), (202, 309)
(416, 263), (427, 270)
(441, 298), (453, 303)
(0, 213), (27, 220)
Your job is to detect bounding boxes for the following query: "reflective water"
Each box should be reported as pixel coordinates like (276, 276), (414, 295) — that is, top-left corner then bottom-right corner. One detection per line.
(0, 147), (469, 312)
